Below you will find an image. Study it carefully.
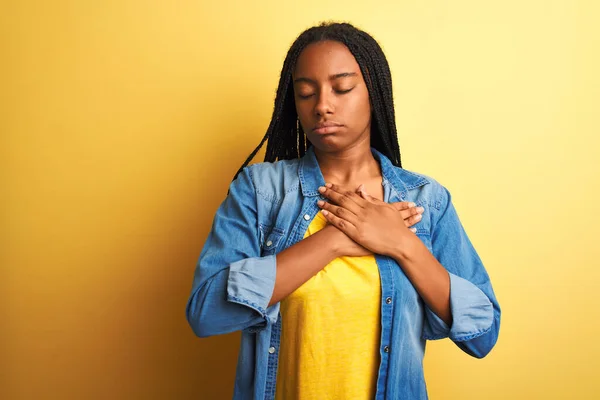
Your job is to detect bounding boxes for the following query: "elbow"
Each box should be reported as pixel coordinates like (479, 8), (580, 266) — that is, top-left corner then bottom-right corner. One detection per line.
(188, 320), (216, 339)
(186, 311), (207, 339)
(186, 305), (224, 338)
(186, 308), (212, 338)
(186, 290), (217, 338)
(464, 342), (494, 359)
(458, 314), (500, 359)
(185, 288), (252, 338)
(456, 333), (496, 359)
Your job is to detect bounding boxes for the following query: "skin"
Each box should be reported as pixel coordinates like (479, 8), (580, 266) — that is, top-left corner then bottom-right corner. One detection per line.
(293, 41), (381, 199)
(269, 40), (452, 326)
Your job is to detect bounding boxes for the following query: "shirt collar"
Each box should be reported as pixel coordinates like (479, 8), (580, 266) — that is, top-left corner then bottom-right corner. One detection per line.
(298, 145), (429, 200)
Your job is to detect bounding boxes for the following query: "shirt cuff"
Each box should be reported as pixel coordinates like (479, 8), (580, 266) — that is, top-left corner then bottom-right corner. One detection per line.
(423, 272), (494, 341)
(226, 254), (280, 325)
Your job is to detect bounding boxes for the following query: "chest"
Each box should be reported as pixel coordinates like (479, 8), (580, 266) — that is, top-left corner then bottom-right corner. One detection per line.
(320, 177), (385, 201)
(287, 211), (382, 303)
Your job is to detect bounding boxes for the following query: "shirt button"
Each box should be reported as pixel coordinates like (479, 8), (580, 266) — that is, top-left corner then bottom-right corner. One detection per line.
(268, 346), (276, 354)
(385, 297), (392, 304)
(303, 214), (311, 221)
(384, 346), (390, 353)
(266, 240), (273, 247)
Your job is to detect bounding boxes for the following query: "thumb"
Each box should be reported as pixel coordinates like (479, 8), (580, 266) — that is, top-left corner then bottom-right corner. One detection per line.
(357, 184), (380, 202)
(356, 184), (368, 197)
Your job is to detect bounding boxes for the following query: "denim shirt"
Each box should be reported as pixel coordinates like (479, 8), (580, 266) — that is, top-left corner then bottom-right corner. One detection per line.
(186, 146), (501, 400)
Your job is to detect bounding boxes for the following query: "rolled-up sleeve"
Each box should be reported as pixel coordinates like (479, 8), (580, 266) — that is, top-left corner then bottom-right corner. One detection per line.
(422, 185), (501, 358)
(227, 255), (279, 324)
(186, 166), (280, 338)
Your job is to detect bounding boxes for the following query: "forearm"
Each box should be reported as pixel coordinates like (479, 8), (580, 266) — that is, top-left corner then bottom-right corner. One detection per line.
(268, 226), (339, 306)
(391, 236), (452, 325)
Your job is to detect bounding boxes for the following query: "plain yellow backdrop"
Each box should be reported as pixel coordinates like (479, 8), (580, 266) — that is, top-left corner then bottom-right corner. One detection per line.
(2, 0), (599, 399)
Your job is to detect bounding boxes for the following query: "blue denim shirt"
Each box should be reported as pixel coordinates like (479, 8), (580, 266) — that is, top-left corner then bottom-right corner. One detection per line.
(186, 146), (501, 400)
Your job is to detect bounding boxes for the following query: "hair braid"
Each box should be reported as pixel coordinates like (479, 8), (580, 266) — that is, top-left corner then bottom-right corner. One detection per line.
(232, 22), (403, 183)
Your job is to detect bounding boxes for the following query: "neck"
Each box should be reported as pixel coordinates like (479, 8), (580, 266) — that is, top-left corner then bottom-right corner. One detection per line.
(313, 141), (382, 186)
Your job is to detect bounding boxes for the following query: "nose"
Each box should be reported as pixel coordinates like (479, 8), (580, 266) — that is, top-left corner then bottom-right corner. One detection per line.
(314, 90), (334, 117)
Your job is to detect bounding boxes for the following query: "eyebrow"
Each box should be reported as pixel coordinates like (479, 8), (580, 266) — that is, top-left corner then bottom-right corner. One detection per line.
(293, 72), (358, 84)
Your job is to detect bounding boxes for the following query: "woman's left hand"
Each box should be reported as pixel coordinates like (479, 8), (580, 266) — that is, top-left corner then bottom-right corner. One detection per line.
(317, 182), (419, 257)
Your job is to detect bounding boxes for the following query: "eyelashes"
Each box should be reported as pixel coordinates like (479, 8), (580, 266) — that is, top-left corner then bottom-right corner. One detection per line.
(337, 88), (354, 94)
(297, 87), (355, 99)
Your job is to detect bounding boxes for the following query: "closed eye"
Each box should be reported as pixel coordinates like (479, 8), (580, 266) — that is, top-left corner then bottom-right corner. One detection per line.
(336, 87), (355, 94)
(297, 87), (355, 100)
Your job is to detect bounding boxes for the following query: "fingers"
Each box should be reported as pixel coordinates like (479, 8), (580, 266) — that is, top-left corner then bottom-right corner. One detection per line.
(318, 207), (358, 238)
(319, 183), (365, 214)
(405, 212), (422, 227)
(357, 184), (387, 204)
(317, 199), (360, 227)
(391, 201), (416, 211)
(320, 182), (424, 236)
(400, 205), (424, 221)
(352, 183), (425, 236)
(397, 203), (424, 234)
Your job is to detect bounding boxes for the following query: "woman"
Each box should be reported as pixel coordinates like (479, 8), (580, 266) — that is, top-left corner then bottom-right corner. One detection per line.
(186, 22), (500, 400)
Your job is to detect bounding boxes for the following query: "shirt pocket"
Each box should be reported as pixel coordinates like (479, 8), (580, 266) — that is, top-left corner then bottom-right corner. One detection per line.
(258, 224), (286, 256)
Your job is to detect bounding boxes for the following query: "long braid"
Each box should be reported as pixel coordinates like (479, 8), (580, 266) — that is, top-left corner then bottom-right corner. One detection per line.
(232, 22), (402, 183)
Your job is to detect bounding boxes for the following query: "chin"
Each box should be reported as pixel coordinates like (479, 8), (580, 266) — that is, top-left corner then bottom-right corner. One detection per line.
(309, 132), (368, 151)
(308, 138), (352, 154)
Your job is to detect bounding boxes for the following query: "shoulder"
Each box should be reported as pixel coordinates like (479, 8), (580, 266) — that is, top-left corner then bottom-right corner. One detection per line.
(235, 159), (302, 203)
(387, 167), (461, 235)
(386, 166), (457, 220)
(244, 158), (300, 181)
(389, 165), (448, 200)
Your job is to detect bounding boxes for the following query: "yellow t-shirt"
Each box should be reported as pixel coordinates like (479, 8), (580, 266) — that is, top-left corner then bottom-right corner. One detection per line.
(275, 211), (382, 400)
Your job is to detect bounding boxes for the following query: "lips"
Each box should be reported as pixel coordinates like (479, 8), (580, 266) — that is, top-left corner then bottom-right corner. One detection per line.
(313, 122), (343, 134)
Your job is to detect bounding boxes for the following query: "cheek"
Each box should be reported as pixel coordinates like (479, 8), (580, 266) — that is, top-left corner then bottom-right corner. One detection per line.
(295, 103), (312, 131)
(346, 89), (371, 125)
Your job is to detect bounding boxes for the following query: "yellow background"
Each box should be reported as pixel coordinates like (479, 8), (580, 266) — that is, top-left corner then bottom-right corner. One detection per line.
(2, 0), (599, 399)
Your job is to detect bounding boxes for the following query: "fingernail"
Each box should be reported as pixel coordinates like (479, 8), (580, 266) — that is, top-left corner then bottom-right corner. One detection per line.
(318, 186), (326, 193)
(321, 209), (329, 215)
(325, 183), (332, 188)
(317, 200), (324, 206)
(417, 206), (425, 213)
(410, 228), (417, 233)
(409, 202), (416, 207)
(415, 214), (422, 220)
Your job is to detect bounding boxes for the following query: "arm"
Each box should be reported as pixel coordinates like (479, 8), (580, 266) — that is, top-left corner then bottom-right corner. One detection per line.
(390, 236), (453, 326)
(311, 181), (499, 358)
(186, 167), (340, 337)
(269, 225), (339, 306)
(419, 185), (501, 358)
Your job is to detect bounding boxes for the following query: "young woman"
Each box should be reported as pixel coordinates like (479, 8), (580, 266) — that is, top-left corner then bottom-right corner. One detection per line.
(186, 22), (501, 400)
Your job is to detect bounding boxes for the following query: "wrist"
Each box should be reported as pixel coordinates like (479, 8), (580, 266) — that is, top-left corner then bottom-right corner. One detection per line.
(320, 225), (343, 258)
(389, 233), (421, 263)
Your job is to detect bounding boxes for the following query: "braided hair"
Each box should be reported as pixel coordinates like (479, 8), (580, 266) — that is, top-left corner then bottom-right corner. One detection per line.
(232, 21), (402, 182)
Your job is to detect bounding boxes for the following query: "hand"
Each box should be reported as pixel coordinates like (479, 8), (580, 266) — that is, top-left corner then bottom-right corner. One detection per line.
(357, 184), (424, 233)
(317, 183), (423, 257)
(318, 184), (424, 257)
(321, 224), (373, 257)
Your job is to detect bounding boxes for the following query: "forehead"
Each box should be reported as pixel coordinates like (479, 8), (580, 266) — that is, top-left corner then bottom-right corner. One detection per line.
(293, 40), (362, 78)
